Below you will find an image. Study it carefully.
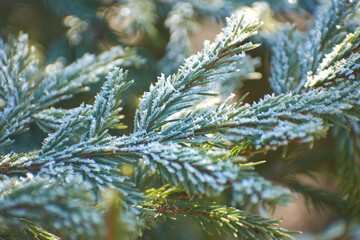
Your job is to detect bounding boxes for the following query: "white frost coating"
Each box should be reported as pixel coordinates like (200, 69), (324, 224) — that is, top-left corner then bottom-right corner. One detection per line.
(135, 12), (261, 132)
(2, 7), (360, 238)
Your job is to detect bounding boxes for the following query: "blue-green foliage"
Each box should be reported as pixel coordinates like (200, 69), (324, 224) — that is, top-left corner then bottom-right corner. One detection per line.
(1, 0), (360, 239)
(268, 0), (360, 222)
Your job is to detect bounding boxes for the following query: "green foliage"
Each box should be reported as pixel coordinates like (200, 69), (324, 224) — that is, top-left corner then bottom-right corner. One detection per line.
(0, 0), (360, 239)
(141, 185), (294, 239)
(0, 174), (103, 239)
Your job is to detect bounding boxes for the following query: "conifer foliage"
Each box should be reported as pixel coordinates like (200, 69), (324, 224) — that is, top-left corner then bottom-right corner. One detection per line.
(0, 0), (360, 239)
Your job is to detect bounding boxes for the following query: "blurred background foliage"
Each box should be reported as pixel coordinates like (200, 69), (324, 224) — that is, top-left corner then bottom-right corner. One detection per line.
(1, 0), (359, 239)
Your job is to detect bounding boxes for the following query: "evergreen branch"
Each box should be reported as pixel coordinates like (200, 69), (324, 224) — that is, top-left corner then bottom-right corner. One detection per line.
(0, 33), (39, 147)
(23, 220), (61, 240)
(0, 174), (102, 240)
(305, 26), (360, 88)
(0, 33), (38, 107)
(231, 176), (295, 209)
(139, 185), (294, 239)
(231, 84), (359, 155)
(1, 3), (359, 238)
(265, 1), (360, 221)
(158, 1), (253, 78)
(306, 0), (359, 73)
(127, 142), (251, 195)
(269, 0), (359, 94)
(80, 68), (133, 139)
(120, 78), (359, 191)
(157, 80), (359, 157)
(35, 46), (143, 108)
(121, 140), (292, 209)
(134, 13), (261, 132)
(1, 69), (140, 199)
(34, 68), (130, 135)
(0, 219), (61, 240)
(132, 11), (359, 162)
(0, 143), (140, 201)
(0, 33), (143, 148)
(269, 25), (306, 94)
(32, 108), (74, 134)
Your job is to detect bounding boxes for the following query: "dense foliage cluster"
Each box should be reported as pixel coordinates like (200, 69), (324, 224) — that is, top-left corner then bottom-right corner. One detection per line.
(0, 0), (359, 239)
